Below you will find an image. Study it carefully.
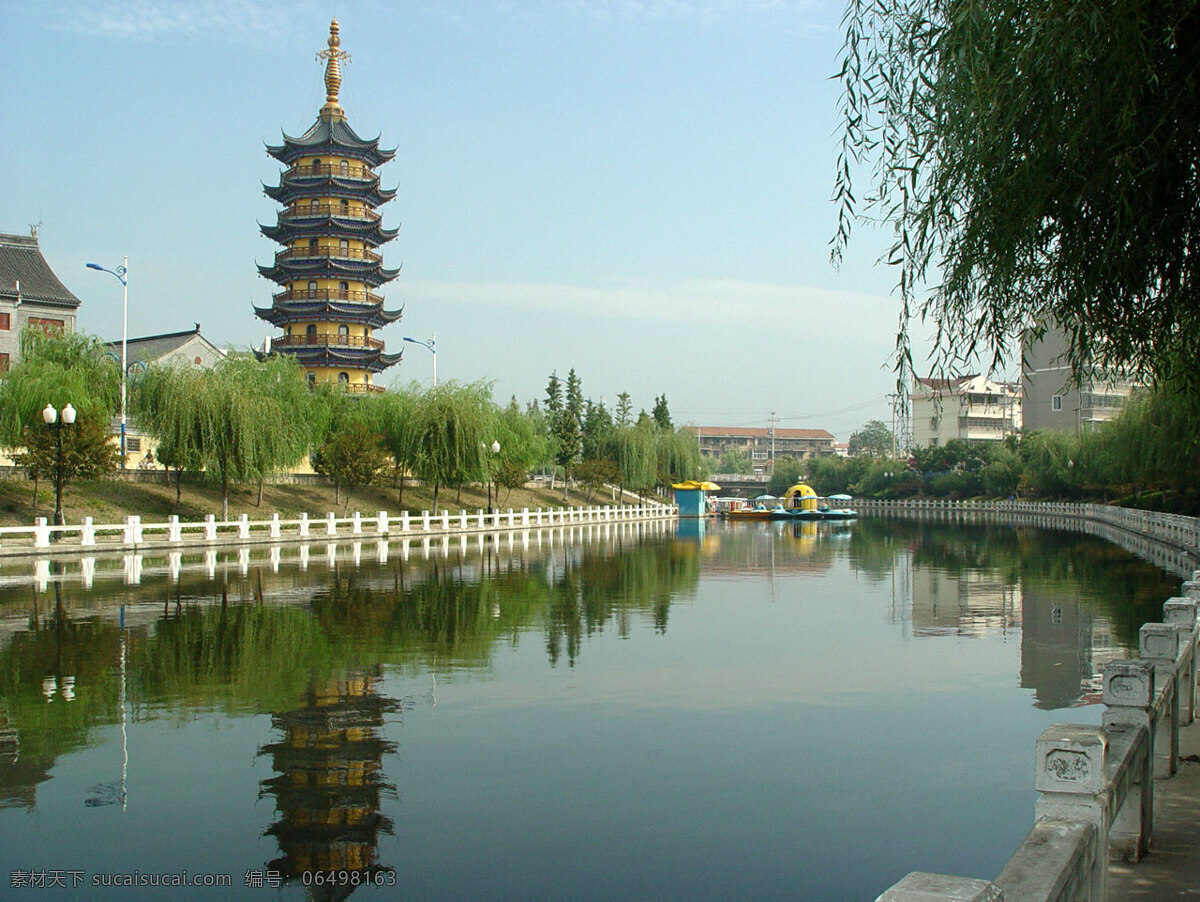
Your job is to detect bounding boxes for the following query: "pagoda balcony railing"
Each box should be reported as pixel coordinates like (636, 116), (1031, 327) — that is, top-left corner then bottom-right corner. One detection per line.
(287, 163), (378, 182)
(281, 204), (382, 223)
(273, 288), (384, 305)
(274, 333), (386, 350)
(340, 382), (386, 394)
(276, 246), (382, 264)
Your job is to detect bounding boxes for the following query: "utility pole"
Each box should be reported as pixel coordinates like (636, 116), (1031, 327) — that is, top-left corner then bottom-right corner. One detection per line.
(768, 412), (778, 471)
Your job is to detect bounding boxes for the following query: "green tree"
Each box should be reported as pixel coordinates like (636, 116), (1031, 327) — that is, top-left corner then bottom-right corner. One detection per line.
(833, 0), (1200, 389)
(718, 449), (752, 475)
(410, 380), (494, 511)
(550, 371), (583, 495)
(651, 394), (673, 430)
(310, 404), (390, 512)
(654, 427), (702, 489)
(602, 426), (657, 499)
(376, 385), (421, 505)
(14, 411), (120, 522)
(0, 329), (121, 446)
(614, 391), (633, 428)
(134, 354), (315, 519)
(581, 400), (613, 461)
(848, 420), (894, 458)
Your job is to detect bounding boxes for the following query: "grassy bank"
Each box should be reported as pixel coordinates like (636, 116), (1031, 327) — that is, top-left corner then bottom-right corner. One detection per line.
(0, 472), (642, 529)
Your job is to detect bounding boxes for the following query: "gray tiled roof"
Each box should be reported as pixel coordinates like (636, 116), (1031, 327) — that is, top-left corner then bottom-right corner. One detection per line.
(0, 233), (81, 308)
(104, 326), (216, 365)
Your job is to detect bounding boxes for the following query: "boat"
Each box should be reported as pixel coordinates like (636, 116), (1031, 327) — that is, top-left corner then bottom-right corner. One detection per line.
(721, 494), (782, 521)
(780, 484), (858, 521)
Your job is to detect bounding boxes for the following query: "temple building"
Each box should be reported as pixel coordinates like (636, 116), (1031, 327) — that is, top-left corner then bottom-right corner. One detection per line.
(0, 230), (81, 370)
(255, 19), (403, 392)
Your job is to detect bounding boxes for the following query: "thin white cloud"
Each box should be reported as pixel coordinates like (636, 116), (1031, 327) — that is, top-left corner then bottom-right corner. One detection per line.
(555, 0), (816, 25)
(45, 0), (295, 42)
(405, 278), (900, 333)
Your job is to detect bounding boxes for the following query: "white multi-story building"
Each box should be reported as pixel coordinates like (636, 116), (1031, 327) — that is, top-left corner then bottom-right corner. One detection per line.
(910, 374), (1022, 448)
(1021, 327), (1141, 433)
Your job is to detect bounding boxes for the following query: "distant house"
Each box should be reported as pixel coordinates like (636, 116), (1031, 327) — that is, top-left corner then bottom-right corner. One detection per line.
(105, 324), (226, 375)
(911, 374), (1021, 448)
(104, 325), (227, 467)
(687, 425), (836, 473)
(0, 230), (82, 369)
(1021, 327), (1142, 433)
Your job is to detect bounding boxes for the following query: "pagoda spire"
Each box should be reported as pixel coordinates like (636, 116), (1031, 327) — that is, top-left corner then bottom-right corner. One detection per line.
(317, 18), (350, 121)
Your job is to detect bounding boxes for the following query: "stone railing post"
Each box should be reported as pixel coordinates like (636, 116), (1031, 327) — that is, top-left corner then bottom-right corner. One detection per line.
(125, 515), (143, 545)
(204, 514), (217, 541)
(400, 511), (410, 532)
(168, 515), (182, 543)
(81, 516), (96, 547)
(1163, 597), (1199, 723)
(33, 517), (50, 548)
(522, 507), (530, 527)
(377, 511), (389, 535)
(299, 512), (310, 537)
(1141, 622), (1185, 776)
(1034, 724), (1111, 900)
(1101, 660), (1156, 859)
(422, 511), (431, 531)
(269, 513), (281, 539)
(238, 514), (250, 540)
(875, 873), (1001, 901)
(326, 512), (337, 537)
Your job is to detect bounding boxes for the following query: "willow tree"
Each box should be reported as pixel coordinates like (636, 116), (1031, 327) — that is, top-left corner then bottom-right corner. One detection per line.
(654, 427), (703, 490)
(0, 328), (120, 445)
(833, 0), (1200, 390)
(602, 426), (657, 500)
(376, 385), (421, 505)
(0, 329), (122, 510)
(134, 354), (315, 518)
(410, 380), (494, 511)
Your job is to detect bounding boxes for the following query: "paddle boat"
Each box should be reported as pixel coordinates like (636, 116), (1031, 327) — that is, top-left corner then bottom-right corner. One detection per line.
(780, 484), (858, 521)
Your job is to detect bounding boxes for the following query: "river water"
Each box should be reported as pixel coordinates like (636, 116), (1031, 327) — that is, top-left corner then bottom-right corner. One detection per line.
(0, 517), (1183, 900)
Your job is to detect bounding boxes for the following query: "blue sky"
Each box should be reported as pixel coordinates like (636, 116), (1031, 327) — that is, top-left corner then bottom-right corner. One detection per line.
(8, 0), (937, 439)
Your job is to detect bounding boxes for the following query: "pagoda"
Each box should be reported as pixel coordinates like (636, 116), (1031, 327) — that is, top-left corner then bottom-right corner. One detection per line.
(256, 19), (402, 392)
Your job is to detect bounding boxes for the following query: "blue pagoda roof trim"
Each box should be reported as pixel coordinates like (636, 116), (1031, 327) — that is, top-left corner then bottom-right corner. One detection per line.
(253, 300), (403, 328)
(279, 345), (403, 372)
(259, 220), (400, 246)
(263, 179), (397, 206)
(266, 116), (396, 168)
(257, 261), (402, 287)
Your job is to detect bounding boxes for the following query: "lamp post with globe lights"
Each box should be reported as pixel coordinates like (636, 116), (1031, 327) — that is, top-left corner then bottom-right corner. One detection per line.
(42, 403), (77, 527)
(487, 439), (501, 514)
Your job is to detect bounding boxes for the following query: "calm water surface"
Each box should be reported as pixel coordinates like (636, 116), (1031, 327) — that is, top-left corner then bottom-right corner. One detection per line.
(0, 517), (1182, 900)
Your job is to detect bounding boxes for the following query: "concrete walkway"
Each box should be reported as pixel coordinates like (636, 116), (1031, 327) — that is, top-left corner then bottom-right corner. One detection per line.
(1109, 716), (1200, 899)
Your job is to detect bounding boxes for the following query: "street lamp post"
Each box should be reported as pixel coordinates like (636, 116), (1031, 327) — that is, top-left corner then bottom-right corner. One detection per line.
(42, 403), (77, 528)
(85, 258), (128, 468)
(401, 333), (436, 386)
(487, 439), (500, 514)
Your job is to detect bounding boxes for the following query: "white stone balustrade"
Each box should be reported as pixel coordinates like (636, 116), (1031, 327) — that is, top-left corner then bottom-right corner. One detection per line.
(0, 502), (675, 556)
(875, 593), (1200, 902)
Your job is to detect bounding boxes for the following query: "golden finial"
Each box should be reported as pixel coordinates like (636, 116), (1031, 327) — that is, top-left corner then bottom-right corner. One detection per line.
(317, 18), (351, 120)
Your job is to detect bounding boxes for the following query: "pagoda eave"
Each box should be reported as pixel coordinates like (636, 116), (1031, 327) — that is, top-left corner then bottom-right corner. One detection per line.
(264, 180), (396, 207)
(278, 346), (402, 373)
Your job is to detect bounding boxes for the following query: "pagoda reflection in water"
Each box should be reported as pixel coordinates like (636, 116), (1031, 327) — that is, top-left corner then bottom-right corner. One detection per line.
(259, 667), (397, 895)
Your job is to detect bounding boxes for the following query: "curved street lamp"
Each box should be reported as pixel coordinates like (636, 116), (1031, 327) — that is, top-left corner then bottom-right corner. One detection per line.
(402, 333), (436, 386)
(42, 402), (77, 527)
(85, 258), (128, 467)
(487, 439), (501, 514)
